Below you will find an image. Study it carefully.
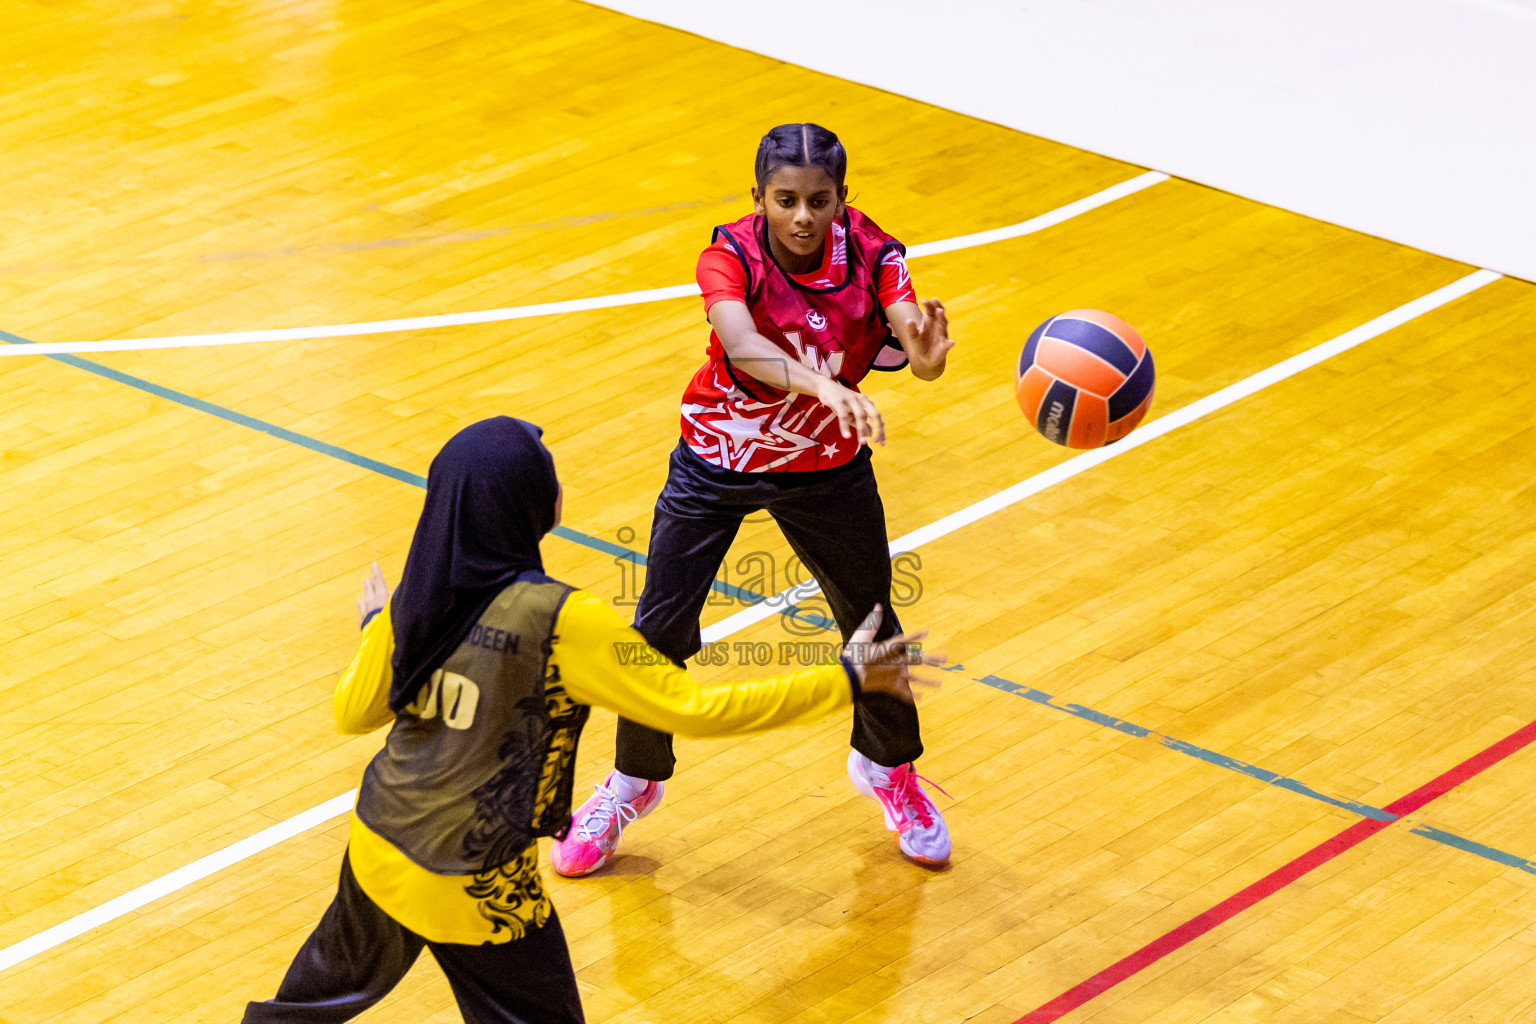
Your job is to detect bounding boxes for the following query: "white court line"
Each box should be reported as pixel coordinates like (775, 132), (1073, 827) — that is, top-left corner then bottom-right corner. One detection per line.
(0, 791), (357, 975)
(0, 172), (1167, 358)
(0, 261), (1500, 980)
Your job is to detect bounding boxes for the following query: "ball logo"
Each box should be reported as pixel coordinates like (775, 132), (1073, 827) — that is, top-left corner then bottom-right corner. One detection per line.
(805, 310), (827, 331)
(1043, 400), (1066, 441)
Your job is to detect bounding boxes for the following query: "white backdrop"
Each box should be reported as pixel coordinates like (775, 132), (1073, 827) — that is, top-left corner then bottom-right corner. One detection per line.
(596, 0), (1536, 281)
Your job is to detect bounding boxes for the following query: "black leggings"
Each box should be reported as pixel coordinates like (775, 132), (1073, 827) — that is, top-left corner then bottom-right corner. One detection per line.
(243, 853), (584, 1024)
(618, 442), (922, 780)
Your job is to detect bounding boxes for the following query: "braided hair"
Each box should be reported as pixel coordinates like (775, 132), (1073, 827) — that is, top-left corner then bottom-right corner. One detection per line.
(754, 123), (847, 192)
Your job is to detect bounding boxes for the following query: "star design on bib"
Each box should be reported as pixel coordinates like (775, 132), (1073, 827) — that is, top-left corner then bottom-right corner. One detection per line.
(709, 404), (777, 456)
(822, 441), (840, 458)
(682, 395), (830, 471)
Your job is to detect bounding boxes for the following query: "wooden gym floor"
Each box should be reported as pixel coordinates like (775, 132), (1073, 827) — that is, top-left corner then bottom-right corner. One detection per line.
(2, 1), (1535, 1022)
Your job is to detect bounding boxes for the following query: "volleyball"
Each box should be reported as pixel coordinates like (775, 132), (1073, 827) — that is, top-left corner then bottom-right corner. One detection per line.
(1015, 309), (1155, 449)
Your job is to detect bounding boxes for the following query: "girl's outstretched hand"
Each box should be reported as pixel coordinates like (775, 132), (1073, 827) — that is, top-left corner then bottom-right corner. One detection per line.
(815, 377), (886, 447)
(356, 561), (391, 628)
(918, 298), (954, 362)
(842, 604), (945, 704)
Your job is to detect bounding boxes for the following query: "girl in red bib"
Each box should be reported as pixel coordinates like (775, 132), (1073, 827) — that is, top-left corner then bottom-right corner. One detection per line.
(552, 124), (955, 876)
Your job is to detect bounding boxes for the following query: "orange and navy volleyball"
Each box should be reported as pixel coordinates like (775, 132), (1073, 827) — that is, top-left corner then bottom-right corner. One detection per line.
(1015, 309), (1155, 449)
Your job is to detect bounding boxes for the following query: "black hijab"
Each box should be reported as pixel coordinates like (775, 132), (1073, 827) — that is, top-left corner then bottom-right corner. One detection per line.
(388, 416), (559, 712)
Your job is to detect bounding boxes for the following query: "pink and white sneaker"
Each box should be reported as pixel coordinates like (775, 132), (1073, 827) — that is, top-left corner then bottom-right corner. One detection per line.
(847, 751), (951, 866)
(549, 771), (664, 877)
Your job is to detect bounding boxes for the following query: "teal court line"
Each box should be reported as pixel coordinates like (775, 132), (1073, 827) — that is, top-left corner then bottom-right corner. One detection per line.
(973, 672), (1536, 875)
(7, 327), (1534, 877)
(0, 328), (834, 631)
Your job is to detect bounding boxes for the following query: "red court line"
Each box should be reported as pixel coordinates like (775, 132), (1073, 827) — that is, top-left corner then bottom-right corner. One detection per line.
(1016, 718), (1536, 1024)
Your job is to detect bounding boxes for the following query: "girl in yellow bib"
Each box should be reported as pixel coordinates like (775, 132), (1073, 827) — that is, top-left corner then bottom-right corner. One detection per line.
(243, 416), (939, 1024)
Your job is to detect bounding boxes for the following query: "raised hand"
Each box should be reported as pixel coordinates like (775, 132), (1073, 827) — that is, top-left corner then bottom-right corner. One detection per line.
(918, 298), (954, 362)
(356, 561), (391, 628)
(841, 604), (945, 703)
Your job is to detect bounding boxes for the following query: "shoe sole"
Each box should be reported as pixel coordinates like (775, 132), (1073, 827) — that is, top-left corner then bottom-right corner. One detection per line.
(550, 781), (666, 878)
(903, 847), (951, 867)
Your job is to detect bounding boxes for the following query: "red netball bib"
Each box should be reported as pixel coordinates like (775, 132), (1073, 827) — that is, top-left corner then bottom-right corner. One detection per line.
(680, 208), (905, 473)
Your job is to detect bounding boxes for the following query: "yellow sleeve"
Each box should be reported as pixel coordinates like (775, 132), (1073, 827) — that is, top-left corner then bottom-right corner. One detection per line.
(333, 605), (396, 734)
(553, 590), (853, 737)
